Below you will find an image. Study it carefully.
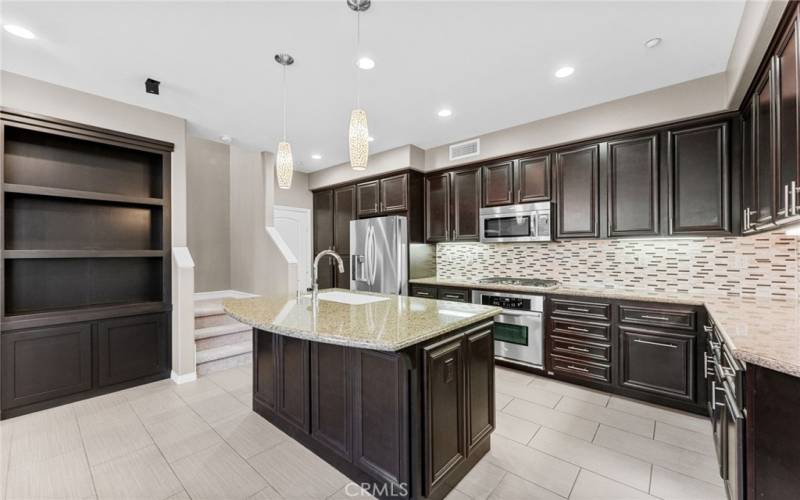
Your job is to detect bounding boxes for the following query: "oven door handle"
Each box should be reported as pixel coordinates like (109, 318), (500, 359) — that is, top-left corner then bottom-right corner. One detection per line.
(497, 310), (542, 318)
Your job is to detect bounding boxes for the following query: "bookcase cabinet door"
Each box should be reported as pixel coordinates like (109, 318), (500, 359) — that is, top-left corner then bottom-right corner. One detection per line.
(97, 314), (168, 387)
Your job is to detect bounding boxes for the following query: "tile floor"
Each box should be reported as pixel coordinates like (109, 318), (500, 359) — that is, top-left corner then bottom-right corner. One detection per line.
(0, 365), (726, 500)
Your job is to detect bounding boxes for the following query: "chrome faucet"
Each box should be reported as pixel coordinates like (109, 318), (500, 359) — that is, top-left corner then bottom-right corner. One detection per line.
(312, 250), (345, 302)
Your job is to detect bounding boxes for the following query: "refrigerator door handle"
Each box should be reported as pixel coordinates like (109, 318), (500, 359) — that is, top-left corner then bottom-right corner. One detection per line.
(368, 226), (379, 286)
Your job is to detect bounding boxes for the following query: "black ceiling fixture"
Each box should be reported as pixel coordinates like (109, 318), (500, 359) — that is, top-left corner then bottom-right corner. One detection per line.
(145, 78), (160, 95)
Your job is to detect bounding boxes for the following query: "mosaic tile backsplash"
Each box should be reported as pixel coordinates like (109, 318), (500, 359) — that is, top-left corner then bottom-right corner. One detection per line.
(435, 231), (800, 299)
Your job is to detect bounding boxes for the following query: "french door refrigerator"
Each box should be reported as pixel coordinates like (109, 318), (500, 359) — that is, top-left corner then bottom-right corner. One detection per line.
(350, 216), (408, 295)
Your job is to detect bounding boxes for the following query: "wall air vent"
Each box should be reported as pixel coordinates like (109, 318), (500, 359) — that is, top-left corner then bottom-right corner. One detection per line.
(449, 138), (480, 161)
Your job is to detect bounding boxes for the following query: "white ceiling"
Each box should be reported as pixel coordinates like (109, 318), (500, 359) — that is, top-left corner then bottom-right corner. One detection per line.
(1, 1), (745, 172)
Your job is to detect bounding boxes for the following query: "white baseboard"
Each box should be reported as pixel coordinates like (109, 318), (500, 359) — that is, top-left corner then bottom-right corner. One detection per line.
(171, 370), (197, 384)
(193, 289), (258, 301)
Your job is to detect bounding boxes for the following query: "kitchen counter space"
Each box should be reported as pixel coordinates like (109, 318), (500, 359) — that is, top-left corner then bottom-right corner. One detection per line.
(224, 288), (501, 351)
(411, 277), (800, 378)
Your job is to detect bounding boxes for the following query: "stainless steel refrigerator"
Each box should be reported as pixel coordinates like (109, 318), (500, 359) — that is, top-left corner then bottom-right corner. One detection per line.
(350, 216), (408, 295)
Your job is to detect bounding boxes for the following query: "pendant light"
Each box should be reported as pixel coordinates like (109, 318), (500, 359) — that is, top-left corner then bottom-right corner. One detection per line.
(275, 53), (294, 189)
(348, 0), (371, 170)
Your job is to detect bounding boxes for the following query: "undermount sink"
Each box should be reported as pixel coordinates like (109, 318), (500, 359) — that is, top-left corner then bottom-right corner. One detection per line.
(313, 291), (389, 305)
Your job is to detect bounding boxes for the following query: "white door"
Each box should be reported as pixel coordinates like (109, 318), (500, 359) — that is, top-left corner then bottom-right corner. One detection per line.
(273, 205), (312, 293)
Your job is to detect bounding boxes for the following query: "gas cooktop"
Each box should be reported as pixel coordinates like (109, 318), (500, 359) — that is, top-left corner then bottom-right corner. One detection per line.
(477, 277), (561, 289)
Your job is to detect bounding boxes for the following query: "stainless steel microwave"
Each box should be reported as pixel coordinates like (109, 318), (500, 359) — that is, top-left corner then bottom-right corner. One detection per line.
(479, 202), (551, 243)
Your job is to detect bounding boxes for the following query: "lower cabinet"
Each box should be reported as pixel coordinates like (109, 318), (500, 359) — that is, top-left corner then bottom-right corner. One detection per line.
(97, 314), (168, 387)
(310, 343), (352, 462)
(275, 335), (310, 433)
(465, 328), (494, 452)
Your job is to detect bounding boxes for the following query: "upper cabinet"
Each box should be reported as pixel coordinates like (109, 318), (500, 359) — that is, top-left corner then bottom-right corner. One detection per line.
(356, 180), (380, 217)
(776, 16), (800, 222)
(424, 167), (481, 243)
(482, 161), (515, 207)
(555, 144), (601, 239)
(425, 172), (450, 243)
(607, 134), (659, 237)
(481, 157), (551, 208)
(356, 173), (409, 216)
(754, 69), (776, 229)
(667, 121), (731, 235)
(313, 190), (335, 290)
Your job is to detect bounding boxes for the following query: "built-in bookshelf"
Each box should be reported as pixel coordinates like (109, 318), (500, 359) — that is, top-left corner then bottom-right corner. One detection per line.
(0, 109), (173, 418)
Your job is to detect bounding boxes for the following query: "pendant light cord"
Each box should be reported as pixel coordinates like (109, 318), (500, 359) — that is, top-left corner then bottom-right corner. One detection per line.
(355, 10), (361, 108)
(282, 62), (287, 141)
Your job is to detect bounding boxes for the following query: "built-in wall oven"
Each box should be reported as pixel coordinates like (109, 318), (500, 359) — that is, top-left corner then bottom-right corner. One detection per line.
(472, 289), (544, 370)
(479, 202), (551, 243)
(705, 320), (746, 500)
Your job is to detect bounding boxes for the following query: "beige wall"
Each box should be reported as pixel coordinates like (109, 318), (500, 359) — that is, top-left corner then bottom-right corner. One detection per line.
(187, 136), (231, 292)
(308, 145), (422, 190)
(275, 170), (313, 210)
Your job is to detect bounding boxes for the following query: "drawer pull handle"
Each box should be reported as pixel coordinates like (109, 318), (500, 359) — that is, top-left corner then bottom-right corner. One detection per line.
(443, 294), (462, 299)
(567, 307), (590, 313)
(567, 326), (589, 333)
(641, 315), (671, 321)
(566, 365), (590, 373)
(703, 325), (713, 333)
(634, 339), (677, 349)
(567, 346), (590, 353)
(417, 292), (431, 297)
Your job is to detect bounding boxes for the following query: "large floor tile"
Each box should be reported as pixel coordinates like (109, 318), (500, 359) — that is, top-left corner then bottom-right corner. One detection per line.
(207, 367), (252, 393)
(649, 466), (727, 500)
(444, 489), (472, 500)
(654, 421), (716, 457)
(121, 379), (176, 403)
(453, 459), (506, 500)
(484, 434), (578, 498)
(6, 448), (95, 500)
(495, 392), (513, 411)
(529, 427), (652, 492)
(496, 379), (563, 408)
(129, 388), (188, 425)
(248, 484), (284, 500)
(91, 445), (183, 500)
(248, 440), (350, 499)
(5, 404), (77, 436)
(72, 391), (129, 420)
(172, 377), (226, 403)
(593, 425), (722, 486)
(328, 483), (377, 500)
(172, 442), (267, 500)
(606, 397), (711, 435)
(145, 406), (223, 463)
(212, 412), (287, 459)
(569, 469), (657, 499)
(555, 397), (655, 438)
(503, 399), (597, 441)
(488, 473), (564, 500)
(495, 366), (535, 386)
(81, 416), (153, 467)
(494, 411), (541, 444)
(9, 417), (83, 465)
(187, 391), (250, 425)
(1, 423), (12, 498)
(528, 376), (611, 407)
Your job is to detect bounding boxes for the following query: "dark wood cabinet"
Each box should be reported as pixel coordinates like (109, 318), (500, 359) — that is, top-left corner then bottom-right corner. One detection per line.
(619, 326), (695, 403)
(97, 314), (168, 387)
(275, 335), (310, 433)
(754, 70), (776, 228)
(425, 172), (450, 243)
(311, 343), (352, 461)
(437, 287), (469, 303)
(380, 174), (409, 213)
(482, 161), (515, 207)
(555, 144), (601, 238)
(410, 284), (438, 299)
(253, 330), (275, 411)
(607, 135), (659, 237)
(516, 155), (551, 203)
(313, 190), (335, 290)
(742, 104), (757, 233)
(333, 186), (356, 255)
(667, 121), (731, 235)
(465, 327), (494, 453)
(775, 15), (800, 222)
(356, 180), (380, 217)
(452, 168), (481, 241)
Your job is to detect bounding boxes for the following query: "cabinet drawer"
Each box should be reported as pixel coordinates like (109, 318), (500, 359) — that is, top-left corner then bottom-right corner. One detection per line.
(550, 355), (611, 384)
(550, 318), (611, 342)
(437, 287), (469, 303)
(411, 285), (438, 299)
(619, 305), (696, 331)
(551, 299), (610, 320)
(551, 336), (611, 363)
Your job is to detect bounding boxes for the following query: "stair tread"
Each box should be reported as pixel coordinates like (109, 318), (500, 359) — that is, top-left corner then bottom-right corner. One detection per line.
(196, 341), (252, 364)
(194, 303), (226, 318)
(195, 322), (251, 340)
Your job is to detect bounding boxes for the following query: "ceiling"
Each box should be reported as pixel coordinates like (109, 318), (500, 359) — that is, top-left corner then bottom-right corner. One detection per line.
(1, 1), (745, 172)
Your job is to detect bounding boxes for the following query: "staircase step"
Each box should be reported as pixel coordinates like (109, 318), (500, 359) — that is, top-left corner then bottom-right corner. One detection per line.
(195, 322), (250, 340)
(194, 302), (226, 318)
(196, 330), (251, 351)
(197, 352), (252, 376)
(196, 341), (252, 365)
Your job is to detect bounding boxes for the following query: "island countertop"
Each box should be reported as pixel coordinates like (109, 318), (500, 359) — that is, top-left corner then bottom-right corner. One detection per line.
(223, 289), (501, 352)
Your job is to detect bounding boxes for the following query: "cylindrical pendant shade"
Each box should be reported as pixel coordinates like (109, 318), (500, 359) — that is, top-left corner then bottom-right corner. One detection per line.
(276, 141), (293, 189)
(349, 108), (369, 170)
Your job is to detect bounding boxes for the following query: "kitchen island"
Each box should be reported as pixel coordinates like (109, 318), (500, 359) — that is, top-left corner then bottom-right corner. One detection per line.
(224, 290), (501, 500)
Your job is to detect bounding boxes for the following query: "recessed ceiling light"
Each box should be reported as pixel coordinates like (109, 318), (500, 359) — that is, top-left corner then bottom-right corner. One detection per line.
(311, 153), (322, 160)
(555, 66), (575, 78)
(368, 136), (375, 142)
(644, 37), (662, 49)
(437, 109), (452, 118)
(356, 57), (375, 70)
(3, 24), (35, 39)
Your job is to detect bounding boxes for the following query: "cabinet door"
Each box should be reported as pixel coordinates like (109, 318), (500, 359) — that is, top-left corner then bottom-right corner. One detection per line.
(668, 122), (731, 235)
(425, 172), (451, 242)
(742, 102), (757, 233)
(313, 190), (335, 290)
(619, 326), (695, 402)
(608, 135), (659, 237)
(98, 314), (168, 387)
(356, 180), (380, 217)
(310, 343), (351, 461)
(482, 161), (514, 207)
(754, 69), (776, 227)
(253, 330), (275, 411)
(465, 326), (494, 453)
(333, 186), (356, 254)
(423, 335), (466, 494)
(555, 144), (600, 238)
(275, 336), (310, 433)
(452, 168), (481, 241)
(517, 155), (551, 203)
(775, 17), (800, 221)
(1, 322), (91, 410)
(380, 174), (408, 213)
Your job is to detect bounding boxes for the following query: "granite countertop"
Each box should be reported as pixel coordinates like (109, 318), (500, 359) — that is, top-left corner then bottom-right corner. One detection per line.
(410, 277), (800, 378)
(223, 289), (501, 352)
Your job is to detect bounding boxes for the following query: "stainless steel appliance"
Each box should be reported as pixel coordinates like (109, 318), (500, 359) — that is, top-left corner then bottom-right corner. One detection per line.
(350, 216), (408, 295)
(705, 320), (746, 500)
(478, 277), (560, 290)
(479, 202), (551, 243)
(472, 289), (544, 370)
